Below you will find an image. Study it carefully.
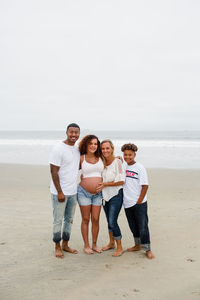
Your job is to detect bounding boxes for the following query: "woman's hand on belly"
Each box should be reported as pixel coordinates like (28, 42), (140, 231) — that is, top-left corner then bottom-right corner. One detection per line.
(96, 183), (104, 193)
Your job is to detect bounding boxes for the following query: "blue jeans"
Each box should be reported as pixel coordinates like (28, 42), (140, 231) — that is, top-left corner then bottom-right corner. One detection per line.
(103, 189), (123, 240)
(51, 193), (77, 243)
(125, 201), (151, 251)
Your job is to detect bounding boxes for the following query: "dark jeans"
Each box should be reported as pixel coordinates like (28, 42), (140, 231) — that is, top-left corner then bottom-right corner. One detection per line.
(103, 189), (123, 240)
(125, 201), (151, 251)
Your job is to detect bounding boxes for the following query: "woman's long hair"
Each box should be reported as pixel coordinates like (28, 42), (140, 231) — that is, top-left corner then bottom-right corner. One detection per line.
(100, 139), (115, 166)
(100, 139), (114, 154)
(79, 135), (102, 158)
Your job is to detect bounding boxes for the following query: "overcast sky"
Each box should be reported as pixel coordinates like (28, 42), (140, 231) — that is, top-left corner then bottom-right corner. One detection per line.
(0, 0), (200, 131)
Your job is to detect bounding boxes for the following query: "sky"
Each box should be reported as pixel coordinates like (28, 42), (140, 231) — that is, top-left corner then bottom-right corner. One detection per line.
(0, 0), (200, 131)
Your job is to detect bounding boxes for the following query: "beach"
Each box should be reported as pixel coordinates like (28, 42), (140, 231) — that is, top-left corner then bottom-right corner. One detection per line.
(0, 164), (200, 300)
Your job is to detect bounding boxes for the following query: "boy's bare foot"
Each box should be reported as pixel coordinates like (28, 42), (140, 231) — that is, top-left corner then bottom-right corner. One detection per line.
(92, 245), (102, 253)
(102, 243), (115, 251)
(55, 244), (64, 258)
(146, 250), (155, 259)
(112, 248), (124, 257)
(62, 246), (78, 254)
(127, 245), (141, 252)
(84, 247), (94, 254)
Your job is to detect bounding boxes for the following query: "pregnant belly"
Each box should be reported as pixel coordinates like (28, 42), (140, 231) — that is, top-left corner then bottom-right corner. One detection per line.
(80, 177), (102, 194)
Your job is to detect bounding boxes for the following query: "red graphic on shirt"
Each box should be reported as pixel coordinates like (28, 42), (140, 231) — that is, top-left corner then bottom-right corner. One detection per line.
(126, 170), (135, 177)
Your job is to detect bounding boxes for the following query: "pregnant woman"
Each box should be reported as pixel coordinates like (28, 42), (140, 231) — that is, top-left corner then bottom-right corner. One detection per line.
(96, 140), (126, 257)
(78, 135), (104, 254)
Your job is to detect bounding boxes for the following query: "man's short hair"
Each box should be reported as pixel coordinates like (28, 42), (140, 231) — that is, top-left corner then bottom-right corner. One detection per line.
(67, 123), (80, 131)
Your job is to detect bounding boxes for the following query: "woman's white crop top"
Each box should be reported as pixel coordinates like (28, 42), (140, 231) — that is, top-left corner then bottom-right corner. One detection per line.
(82, 155), (104, 178)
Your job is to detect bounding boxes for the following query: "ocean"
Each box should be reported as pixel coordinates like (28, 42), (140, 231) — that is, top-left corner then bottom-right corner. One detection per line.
(0, 130), (200, 169)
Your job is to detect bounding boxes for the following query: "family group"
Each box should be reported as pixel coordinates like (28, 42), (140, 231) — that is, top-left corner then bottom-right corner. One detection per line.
(49, 123), (155, 260)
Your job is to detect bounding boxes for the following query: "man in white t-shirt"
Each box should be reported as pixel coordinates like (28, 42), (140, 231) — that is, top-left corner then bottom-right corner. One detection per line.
(121, 143), (155, 259)
(49, 123), (80, 258)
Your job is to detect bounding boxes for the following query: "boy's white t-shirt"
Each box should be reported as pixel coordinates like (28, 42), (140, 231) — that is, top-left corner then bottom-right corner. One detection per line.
(123, 162), (148, 208)
(49, 142), (80, 195)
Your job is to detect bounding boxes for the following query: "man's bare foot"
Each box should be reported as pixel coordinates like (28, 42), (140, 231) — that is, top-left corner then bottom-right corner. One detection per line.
(102, 243), (115, 251)
(84, 247), (94, 254)
(112, 248), (123, 257)
(146, 250), (155, 259)
(92, 245), (102, 253)
(127, 245), (141, 252)
(55, 245), (64, 258)
(62, 246), (78, 254)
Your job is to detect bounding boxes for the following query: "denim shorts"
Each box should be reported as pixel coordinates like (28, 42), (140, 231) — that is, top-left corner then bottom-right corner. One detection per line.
(77, 185), (102, 206)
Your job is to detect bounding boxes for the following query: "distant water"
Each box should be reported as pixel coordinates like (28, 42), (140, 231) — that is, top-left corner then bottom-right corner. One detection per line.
(0, 130), (200, 169)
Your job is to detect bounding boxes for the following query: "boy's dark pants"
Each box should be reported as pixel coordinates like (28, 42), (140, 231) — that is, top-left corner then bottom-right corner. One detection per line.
(125, 201), (151, 251)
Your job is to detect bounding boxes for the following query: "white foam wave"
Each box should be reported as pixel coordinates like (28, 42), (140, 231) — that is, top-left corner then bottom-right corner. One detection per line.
(0, 139), (200, 148)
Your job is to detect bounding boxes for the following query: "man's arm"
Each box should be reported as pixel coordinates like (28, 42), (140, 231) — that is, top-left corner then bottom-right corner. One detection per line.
(50, 164), (65, 202)
(136, 185), (148, 204)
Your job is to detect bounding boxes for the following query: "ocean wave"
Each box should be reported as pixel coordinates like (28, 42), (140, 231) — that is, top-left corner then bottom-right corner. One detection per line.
(0, 139), (200, 148)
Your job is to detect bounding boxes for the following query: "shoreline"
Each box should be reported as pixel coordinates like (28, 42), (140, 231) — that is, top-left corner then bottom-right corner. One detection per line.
(1, 162), (200, 170)
(1, 164), (200, 300)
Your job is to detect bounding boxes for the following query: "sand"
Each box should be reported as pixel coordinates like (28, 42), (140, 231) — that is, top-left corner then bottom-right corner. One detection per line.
(0, 164), (200, 300)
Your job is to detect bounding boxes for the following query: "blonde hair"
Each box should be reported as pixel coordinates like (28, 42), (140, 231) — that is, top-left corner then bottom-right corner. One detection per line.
(100, 139), (114, 153)
(100, 140), (115, 167)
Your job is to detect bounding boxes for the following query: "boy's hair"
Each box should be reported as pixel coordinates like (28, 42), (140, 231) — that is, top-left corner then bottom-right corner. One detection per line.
(67, 123), (80, 131)
(121, 143), (138, 152)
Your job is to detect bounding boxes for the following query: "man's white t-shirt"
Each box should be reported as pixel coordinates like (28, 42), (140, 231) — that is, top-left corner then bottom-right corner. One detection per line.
(123, 162), (148, 209)
(49, 142), (80, 195)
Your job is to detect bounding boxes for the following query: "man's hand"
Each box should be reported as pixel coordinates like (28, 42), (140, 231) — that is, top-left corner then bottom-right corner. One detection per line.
(58, 191), (65, 202)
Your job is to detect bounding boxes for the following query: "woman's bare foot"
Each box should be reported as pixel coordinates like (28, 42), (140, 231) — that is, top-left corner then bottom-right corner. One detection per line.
(146, 250), (155, 259)
(127, 245), (141, 252)
(55, 244), (64, 258)
(102, 243), (115, 251)
(92, 244), (102, 253)
(84, 247), (94, 254)
(112, 248), (123, 257)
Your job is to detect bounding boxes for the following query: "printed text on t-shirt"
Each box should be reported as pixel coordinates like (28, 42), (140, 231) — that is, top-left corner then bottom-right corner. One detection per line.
(126, 170), (139, 179)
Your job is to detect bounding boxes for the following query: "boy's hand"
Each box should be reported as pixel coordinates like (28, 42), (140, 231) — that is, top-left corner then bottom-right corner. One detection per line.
(136, 201), (142, 205)
(136, 185), (148, 204)
(116, 156), (123, 162)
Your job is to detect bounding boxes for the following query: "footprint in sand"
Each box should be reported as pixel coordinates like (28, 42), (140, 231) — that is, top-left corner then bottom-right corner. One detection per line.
(187, 258), (195, 262)
(105, 264), (112, 269)
(192, 291), (200, 295)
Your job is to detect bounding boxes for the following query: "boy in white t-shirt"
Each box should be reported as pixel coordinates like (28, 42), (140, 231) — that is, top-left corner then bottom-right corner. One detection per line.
(121, 143), (154, 259)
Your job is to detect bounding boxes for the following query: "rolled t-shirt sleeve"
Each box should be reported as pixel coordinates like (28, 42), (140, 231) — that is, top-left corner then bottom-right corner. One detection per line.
(139, 165), (148, 185)
(49, 145), (62, 167)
